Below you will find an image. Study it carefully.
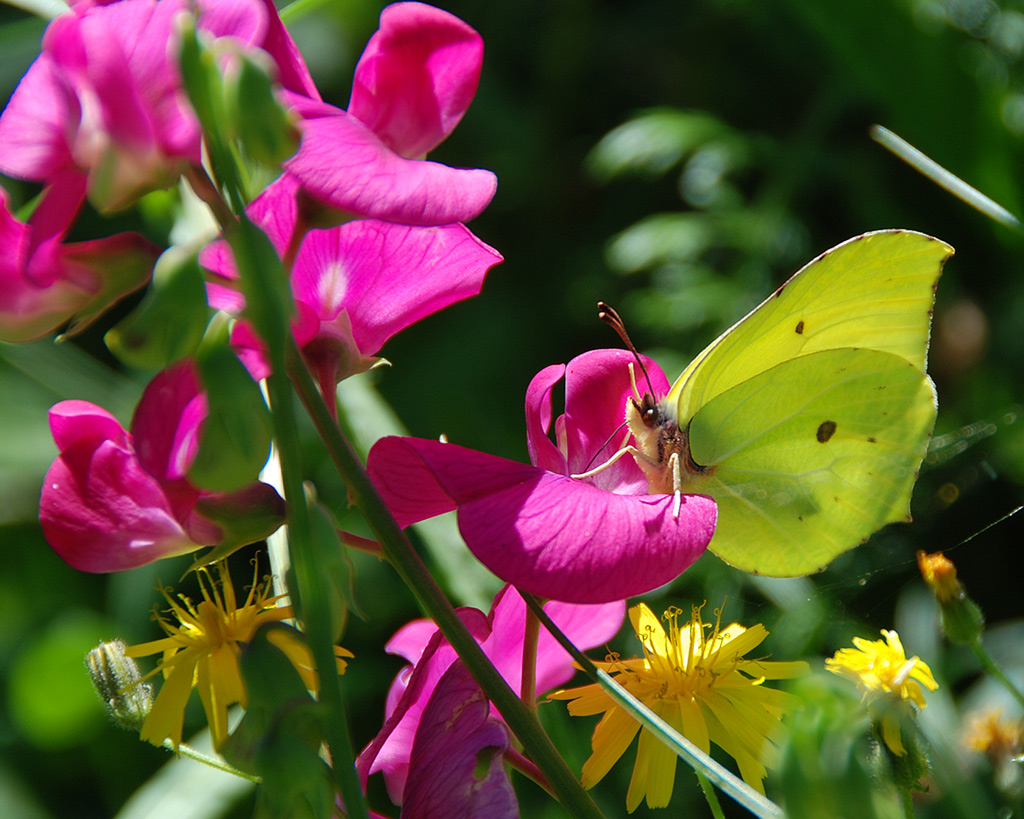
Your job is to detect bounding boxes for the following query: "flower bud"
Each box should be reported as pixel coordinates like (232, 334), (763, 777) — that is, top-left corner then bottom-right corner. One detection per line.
(86, 640), (153, 731)
(917, 550), (985, 644)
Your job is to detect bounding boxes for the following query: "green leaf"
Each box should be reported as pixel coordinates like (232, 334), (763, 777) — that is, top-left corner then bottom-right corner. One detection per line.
(105, 246), (210, 370)
(220, 624), (335, 819)
(189, 341), (273, 492)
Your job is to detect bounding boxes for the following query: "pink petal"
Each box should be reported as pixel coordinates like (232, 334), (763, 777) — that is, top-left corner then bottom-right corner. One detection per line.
(48, 400), (128, 451)
(130, 362), (206, 482)
(252, 0), (320, 99)
(284, 110), (497, 226)
(361, 610), (489, 803)
(0, 54), (78, 180)
(349, 3), (483, 158)
(560, 349), (664, 493)
(39, 437), (200, 573)
(402, 661), (516, 819)
(368, 437), (717, 603)
(483, 585), (625, 697)
(292, 220), (502, 356)
(129, 363), (206, 521)
(524, 364), (568, 475)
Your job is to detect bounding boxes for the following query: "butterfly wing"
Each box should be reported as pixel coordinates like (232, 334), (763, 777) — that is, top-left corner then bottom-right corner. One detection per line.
(685, 347), (937, 575)
(668, 230), (953, 423)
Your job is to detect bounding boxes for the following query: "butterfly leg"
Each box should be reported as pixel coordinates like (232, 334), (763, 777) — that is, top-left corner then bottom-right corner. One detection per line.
(669, 452), (682, 518)
(571, 445), (641, 480)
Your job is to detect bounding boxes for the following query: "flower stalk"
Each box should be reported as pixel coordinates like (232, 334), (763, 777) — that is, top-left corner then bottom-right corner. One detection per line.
(285, 339), (606, 818)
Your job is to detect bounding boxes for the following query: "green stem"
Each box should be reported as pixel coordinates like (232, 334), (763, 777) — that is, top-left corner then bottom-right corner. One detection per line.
(227, 216), (368, 819)
(522, 592), (784, 819)
(286, 344), (605, 819)
(695, 770), (726, 819)
(163, 740), (262, 784)
(521, 604), (540, 711)
(900, 786), (915, 819)
(970, 637), (1024, 712)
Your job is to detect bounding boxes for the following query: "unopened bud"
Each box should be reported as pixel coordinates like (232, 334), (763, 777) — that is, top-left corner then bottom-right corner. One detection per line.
(917, 551), (985, 644)
(86, 640), (153, 731)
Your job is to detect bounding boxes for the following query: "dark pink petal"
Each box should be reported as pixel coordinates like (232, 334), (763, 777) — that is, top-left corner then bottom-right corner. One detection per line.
(284, 111), (496, 226)
(402, 661), (517, 819)
(524, 364), (568, 475)
(39, 437), (201, 573)
(368, 437), (716, 603)
(350, 3), (483, 159)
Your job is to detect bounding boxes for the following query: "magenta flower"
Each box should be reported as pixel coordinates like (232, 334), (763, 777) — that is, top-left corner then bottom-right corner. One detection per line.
(39, 361), (284, 573)
(0, 180), (158, 343)
(201, 174), (502, 392)
(358, 584), (625, 806)
(0, 0), (313, 213)
(401, 660), (518, 819)
(367, 350), (718, 603)
(282, 2), (496, 226)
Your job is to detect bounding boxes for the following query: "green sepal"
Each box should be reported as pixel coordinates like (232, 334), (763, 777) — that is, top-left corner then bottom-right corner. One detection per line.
(178, 17), (242, 206)
(940, 594), (985, 645)
(228, 54), (300, 169)
(187, 483), (286, 569)
(104, 245), (209, 369)
(310, 503), (360, 639)
(228, 215), (293, 356)
(219, 624), (335, 819)
(776, 674), (899, 819)
(189, 337), (274, 491)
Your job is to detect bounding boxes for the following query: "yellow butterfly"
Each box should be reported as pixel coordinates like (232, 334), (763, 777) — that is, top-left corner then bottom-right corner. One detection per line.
(609, 230), (953, 576)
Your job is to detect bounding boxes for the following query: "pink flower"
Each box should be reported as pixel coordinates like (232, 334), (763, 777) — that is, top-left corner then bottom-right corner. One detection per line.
(0, 178), (157, 343)
(401, 661), (518, 819)
(0, 0), (313, 212)
(358, 584), (625, 806)
(39, 361), (284, 573)
(200, 174), (502, 391)
(367, 350), (718, 603)
(282, 2), (496, 225)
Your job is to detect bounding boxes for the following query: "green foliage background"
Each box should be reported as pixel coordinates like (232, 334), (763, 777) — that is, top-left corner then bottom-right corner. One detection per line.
(2, 0), (1024, 816)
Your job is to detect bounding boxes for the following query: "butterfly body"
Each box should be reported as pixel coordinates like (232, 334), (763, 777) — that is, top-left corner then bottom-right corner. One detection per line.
(627, 230), (953, 576)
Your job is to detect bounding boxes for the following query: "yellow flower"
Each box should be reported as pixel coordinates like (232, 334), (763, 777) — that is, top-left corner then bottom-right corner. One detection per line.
(126, 560), (352, 750)
(826, 629), (937, 755)
(962, 708), (1023, 761)
(550, 603), (808, 812)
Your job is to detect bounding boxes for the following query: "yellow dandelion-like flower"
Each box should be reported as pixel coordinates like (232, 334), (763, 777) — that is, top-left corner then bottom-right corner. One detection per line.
(126, 560), (352, 750)
(962, 708), (1023, 762)
(826, 629), (937, 756)
(550, 602), (809, 812)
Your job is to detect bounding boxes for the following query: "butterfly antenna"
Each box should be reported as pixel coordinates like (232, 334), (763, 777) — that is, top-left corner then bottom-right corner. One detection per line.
(582, 420), (630, 472)
(598, 301), (657, 398)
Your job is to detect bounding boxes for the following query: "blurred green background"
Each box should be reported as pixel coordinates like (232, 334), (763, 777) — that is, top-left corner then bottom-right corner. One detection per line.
(3, 0), (1024, 816)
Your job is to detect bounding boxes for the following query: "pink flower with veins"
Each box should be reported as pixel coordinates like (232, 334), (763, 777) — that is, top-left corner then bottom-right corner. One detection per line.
(0, 180), (157, 343)
(358, 584), (625, 807)
(200, 174), (502, 394)
(367, 349), (718, 604)
(0, 0), (314, 213)
(281, 2), (496, 226)
(39, 361), (284, 573)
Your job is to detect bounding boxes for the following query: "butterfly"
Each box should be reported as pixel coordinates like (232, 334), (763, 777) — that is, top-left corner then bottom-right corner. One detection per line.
(605, 230), (953, 576)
